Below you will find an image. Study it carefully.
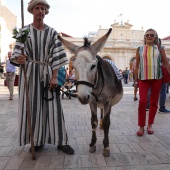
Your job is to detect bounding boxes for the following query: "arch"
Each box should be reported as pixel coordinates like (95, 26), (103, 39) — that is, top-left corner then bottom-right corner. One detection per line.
(130, 57), (136, 62)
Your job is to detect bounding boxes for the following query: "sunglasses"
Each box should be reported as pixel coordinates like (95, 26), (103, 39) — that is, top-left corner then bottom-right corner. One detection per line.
(145, 34), (155, 38)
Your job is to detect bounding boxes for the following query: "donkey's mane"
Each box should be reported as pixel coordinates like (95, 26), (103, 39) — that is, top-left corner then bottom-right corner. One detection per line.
(83, 37), (91, 47)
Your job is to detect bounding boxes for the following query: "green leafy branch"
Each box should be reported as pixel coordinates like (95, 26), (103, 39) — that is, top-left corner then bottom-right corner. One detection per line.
(12, 27), (30, 44)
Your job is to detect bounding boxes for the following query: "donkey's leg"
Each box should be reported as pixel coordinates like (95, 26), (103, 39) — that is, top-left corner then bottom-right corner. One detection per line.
(102, 106), (111, 157)
(89, 103), (98, 153)
(100, 108), (104, 129)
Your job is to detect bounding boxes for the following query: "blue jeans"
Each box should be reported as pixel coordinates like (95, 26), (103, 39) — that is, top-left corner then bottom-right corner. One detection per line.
(147, 83), (167, 110)
(159, 83), (167, 110)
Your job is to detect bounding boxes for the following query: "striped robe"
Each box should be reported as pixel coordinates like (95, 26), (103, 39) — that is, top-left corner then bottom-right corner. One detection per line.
(12, 24), (68, 146)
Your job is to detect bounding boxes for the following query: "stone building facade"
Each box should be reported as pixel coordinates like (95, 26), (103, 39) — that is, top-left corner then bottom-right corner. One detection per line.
(62, 21), (170, 71)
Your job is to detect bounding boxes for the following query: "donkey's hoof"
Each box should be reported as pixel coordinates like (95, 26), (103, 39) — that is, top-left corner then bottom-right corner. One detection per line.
(103, 148), (110, 157)
(89, 146), (96, 153)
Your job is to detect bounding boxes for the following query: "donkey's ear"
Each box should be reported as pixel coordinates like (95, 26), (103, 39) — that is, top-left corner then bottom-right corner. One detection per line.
(58, 34), (79, 54)
(91, 28), (112, 55)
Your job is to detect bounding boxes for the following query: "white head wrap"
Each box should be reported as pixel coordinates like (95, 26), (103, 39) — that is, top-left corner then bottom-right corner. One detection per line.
(27, 0), (50, 15)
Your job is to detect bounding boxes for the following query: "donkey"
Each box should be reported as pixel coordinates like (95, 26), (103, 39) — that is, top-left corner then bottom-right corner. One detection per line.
(58, 28), (123, 157)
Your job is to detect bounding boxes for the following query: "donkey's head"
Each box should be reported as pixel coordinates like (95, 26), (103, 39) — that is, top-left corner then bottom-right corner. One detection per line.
(58, 28), (112, 104)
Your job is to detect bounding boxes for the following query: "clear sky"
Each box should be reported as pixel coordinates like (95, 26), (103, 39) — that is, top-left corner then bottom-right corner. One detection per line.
(3, 0), (170, 38)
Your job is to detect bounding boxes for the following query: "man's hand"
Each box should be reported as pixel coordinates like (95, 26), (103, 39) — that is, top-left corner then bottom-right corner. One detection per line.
(17, 55), (27, 64)
(49, 77), (57, 91)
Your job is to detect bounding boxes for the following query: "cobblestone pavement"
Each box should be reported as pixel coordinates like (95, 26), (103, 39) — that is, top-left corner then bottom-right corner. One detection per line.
(1, 78), (170, 170)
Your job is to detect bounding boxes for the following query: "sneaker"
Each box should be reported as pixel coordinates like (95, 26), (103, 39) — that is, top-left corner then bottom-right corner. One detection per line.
(159, 108), (170, 113)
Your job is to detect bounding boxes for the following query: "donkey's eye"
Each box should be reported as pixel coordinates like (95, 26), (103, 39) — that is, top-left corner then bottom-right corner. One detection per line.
(91, 65), (96, 70)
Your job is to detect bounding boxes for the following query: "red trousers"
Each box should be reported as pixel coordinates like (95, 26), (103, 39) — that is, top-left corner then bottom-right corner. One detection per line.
(138, 79), (162, 126)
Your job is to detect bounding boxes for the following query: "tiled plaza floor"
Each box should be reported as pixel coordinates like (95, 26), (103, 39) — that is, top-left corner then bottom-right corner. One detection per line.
(1, 78), (170, 170)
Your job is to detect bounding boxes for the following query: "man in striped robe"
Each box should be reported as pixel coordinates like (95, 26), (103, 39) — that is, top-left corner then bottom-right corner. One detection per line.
(11, 0), (74, 154)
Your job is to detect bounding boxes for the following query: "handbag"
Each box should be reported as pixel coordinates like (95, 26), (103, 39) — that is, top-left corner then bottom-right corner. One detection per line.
(161, 65), (170, 83)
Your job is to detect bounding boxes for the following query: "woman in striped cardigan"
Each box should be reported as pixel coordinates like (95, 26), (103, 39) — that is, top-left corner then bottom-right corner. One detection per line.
(134, 28), (170, 136)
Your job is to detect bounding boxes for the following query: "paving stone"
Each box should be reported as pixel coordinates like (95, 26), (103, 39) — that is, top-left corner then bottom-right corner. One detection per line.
(129, 166), (146, 170)
(117, 144), (132, 153)
(114, 153), (134, 166)
(0, 147), (13, 156)
(64, 155), (78, 168)
(144, 164), (170, 170)
(126, 136), (141, 143)
(77, 155), (93, 167)
(4, 126), (17, 131)
(0, 157), (11, 170)
(139, 143), (157, 153)
(48, 155), (64, 168)
(34, 156), (51, 169)
(95, 144), (105, 154)
(105, 154), (121, 166)
(4, 147), (23, 157)
(149, 142), (168, 153)
(154, 152), (170, 164)
(1, 80), (170, 169)
(128, 143), (145, 153)
(155, 134), (170, 141)
(77, 137), (87, 144)
(4, 156), (25, 169)
(101, 167), (116, 170)
(142, 153), (161, 164)
(18, 156), (36, 169)
(115, 167), (131, 170)
(145, 135), (161, 142)
(108, 136), (119, 144)
(91, 154), (107, 167)
(0, 138), (15, 147)
(117, 136), (130, 143)
(70, 144), (84, 155)
(109, 144), (121, 153)
(160, 141), (170, 150)
(137, 136), (151, 143)
(128, 153), (148, 165)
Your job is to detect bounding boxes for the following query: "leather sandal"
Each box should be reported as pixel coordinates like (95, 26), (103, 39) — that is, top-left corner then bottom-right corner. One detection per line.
(147, 128), (154, 134)
(137, 129), (144, 136)
(57, 145), (74, 155)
